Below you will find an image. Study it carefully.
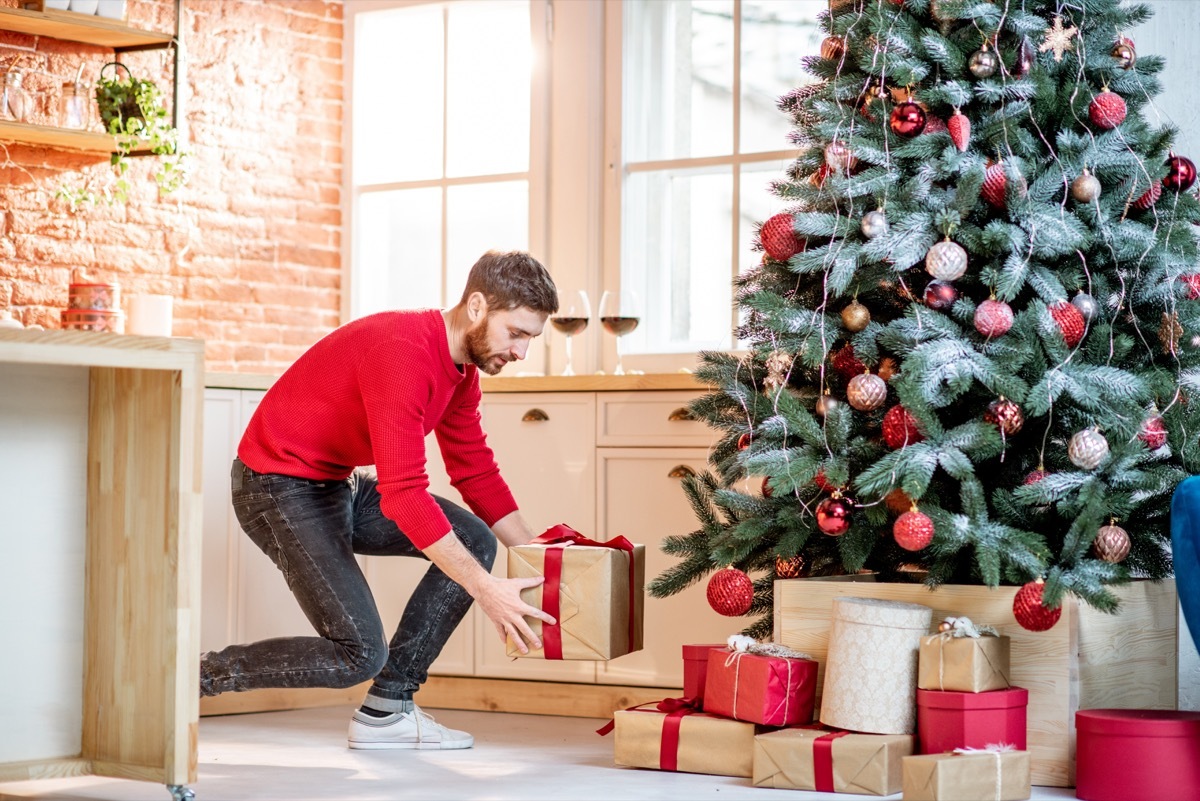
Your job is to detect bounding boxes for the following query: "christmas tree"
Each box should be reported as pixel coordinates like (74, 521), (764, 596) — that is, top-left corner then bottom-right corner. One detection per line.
(650, 0), (1200, 638)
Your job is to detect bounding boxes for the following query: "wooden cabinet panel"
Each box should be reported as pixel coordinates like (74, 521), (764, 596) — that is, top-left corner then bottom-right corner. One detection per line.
(595, 447), (734, 688)
(596, 390), (713, 447)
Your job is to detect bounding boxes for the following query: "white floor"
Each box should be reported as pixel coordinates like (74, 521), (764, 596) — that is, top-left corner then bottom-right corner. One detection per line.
(0, 706), (1078, 801)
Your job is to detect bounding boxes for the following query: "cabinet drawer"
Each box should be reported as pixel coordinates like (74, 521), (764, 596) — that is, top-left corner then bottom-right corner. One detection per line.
(596, 391), (714, 447)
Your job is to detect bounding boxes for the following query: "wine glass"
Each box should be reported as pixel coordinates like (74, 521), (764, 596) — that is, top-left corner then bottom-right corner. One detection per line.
(550, 289), (590, 376)
(598, 288), (641, 376)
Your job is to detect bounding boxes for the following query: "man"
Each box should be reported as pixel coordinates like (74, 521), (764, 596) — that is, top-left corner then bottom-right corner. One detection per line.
(200, 250), (559, 751)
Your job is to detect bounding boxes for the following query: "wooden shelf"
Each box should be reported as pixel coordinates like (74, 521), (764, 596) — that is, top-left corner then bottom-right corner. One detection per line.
(0, 119), (153, 154)
(0, 5), (172, 49)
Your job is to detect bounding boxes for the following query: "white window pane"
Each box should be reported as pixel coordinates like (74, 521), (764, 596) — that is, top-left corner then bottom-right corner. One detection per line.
(624, 0), (733, 162)
(447, 1), (531, 178)
(354, 6), (444, 184)
(623, 169), (733, 354)
(739, 160), (794, 274)
(446, 181), (529, 300)
(740, 1), (821, 154)
(354, 188), (443, 318)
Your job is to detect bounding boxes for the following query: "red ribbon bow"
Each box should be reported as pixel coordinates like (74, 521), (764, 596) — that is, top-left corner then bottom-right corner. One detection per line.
(596, 696), (701, 772)
(531, 523), (637, 660)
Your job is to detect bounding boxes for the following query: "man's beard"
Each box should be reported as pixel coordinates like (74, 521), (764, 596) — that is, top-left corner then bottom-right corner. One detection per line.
(465, 319), (506, 375)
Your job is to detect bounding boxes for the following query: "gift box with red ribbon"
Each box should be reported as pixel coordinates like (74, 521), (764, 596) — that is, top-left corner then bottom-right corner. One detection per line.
(682, 644), (724, 704)
(702, 646), (817, 726)
(506, 524), (645, 660)
(917, 687), (1028, 755)
(752, 727), (913, 795)
(608, 698), (758, 777)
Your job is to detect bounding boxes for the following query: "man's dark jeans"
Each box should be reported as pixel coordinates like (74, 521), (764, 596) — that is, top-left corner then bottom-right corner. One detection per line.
(200, 458), (496, 712)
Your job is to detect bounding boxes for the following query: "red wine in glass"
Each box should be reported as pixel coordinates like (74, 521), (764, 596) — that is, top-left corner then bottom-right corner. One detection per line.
(600, 316), (640, 336)
(550, 316), (589, 336)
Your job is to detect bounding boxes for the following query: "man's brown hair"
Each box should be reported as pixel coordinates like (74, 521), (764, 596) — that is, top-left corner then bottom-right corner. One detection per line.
(460, 250), (558, 314)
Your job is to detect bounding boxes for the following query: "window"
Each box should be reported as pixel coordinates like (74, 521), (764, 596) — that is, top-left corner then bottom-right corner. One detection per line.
(607, 0), (821, 367)
(345, 0), (545, 320)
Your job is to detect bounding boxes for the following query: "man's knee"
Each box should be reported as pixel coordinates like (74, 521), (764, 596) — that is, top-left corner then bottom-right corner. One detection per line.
(337, 635), (389, 688)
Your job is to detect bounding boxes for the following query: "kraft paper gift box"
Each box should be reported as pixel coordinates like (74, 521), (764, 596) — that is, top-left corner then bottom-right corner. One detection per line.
(918, 629), (1011, 692)
(506, 525), (645, 660)
(612, 703), (758, 777)
(902, 749), (1031, 801)
(752, 728), (913, 795)
(703, 648), (817, 726)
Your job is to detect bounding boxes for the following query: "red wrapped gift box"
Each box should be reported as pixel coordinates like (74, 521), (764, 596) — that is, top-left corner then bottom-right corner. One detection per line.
(682, 644), (724, 704)
(703, 648), (817, 726)
(1076, 709), (1200, 801)
(917, 687), (1027, 755)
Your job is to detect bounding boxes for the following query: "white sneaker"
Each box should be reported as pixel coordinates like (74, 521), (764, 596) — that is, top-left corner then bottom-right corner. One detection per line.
(347, 705), (474, 750)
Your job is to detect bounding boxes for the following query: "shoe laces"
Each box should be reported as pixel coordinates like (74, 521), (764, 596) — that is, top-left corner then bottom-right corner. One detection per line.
(410, 705), (449, 735)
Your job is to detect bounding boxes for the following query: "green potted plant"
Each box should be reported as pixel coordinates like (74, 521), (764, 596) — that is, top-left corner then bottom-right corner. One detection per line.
(60, 61), (188, 207)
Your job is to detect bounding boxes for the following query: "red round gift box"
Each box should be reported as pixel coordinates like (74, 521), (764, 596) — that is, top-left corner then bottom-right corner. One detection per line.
(681, 644), (724, 704)
(1076, 709), (1200, 801)
(916, 687), (1028, 754)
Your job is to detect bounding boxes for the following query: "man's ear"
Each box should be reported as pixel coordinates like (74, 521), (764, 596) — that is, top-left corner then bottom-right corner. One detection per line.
(466, 292), (489, 322)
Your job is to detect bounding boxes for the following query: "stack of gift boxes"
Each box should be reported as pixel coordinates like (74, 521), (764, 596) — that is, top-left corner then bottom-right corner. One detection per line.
(608, 596), (1033, 800)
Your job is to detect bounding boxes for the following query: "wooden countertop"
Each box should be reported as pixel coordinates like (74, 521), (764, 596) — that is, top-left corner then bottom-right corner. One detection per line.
(0, 328), (204, 370)
(205, 371), (713, 393)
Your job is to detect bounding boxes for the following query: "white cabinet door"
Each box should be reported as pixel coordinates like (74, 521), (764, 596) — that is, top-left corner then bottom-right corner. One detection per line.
(473, 393), (598, 682)
(595, 447), (735, 688)
(200, 389), (241, 652)
(362, 435), (474, 676)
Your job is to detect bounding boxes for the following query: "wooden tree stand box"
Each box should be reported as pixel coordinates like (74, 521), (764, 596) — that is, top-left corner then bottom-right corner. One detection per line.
(773, 578), (1177, 787)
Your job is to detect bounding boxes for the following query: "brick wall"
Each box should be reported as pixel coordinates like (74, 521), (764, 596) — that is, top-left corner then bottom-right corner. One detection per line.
(0, 0), (343, 372)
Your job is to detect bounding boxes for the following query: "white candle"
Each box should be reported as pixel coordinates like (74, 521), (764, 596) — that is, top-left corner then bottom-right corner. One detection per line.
(128, 294), (173, 337)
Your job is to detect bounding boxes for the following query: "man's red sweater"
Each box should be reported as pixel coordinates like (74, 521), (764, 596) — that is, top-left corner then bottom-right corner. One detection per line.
(238, 308), (517, 549)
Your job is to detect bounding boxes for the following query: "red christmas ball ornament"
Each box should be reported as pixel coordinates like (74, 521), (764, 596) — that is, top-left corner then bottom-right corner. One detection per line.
(1013, 578), (1062, 632)
(1133, 181), (1162, 210)
(985, 397), (1025, 436)
(948, 108), (970, 152)
(816, 494), (854, 536)
(982, 162), (1008, 208)
(882, 404), (924, 449)
(810, 163), (832, 188)
(1024, 468), (1047, 485)
(1139, 415), (1167, 450)
(923, 115), (948, 135)
(924, 280), (958, 311)
(761, 476), (774, 498)
(890, 101), (927, 138)
(1089, 89), (1127, 130)
(832, 344), (867, 380)
(760, 213), (805, 262)
(975, 298), (1014, 337)
(894, 508), (935, 551)
(737, 432), (752, 450)
(707, 567), (754, 616)
(814, 469), (836, 493)
(1165, 155), (1198, 192)
(1183, 274), (1200, 299)
(1049, 301), (1086, 348)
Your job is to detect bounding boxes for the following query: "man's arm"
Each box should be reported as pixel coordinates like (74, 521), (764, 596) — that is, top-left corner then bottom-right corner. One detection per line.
(422, 530), (554, 653)
(491, 509), (537, 548)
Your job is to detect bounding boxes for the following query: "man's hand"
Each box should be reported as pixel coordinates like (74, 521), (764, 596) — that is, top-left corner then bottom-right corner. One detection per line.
(421, 530), (555, 654)
(473, 573), (556, 654)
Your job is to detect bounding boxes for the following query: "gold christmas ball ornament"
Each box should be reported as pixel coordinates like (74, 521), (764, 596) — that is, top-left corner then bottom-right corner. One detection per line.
(938, 619), (954, 633)
(861, 209), (889, 239)
(1071, 168), (1101, 203)
(824, 140), (858, 174)
(925, 240), (968, 282)
(1111, 37), (1137, 70)
(1093, 523), (1131, 563)
(841, 301), (871, 332)
(820, 35), (846, 62)
(847, 372), (888, 411)
(1068, 427), (1110, 470)
(877, 356), (899, 382)
(775, 554), (807, 579)
(816, 393), (840, 417)
(968, 46), (1000, 78)
(884, 488), (912, 515)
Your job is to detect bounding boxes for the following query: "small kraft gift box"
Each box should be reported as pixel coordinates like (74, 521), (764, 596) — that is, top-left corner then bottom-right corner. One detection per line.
(702, 636), (817, 726)
(917, 687), (1028, 754)
(682, 643), (725, 704)
(609, 698), (759, 777)
(753, 727), (913, 795)
(506, 524), (645, 660)
(918, 616), (1011, 693)
(1075, 709), (1200, 801)
(902, 746), (1031, 801)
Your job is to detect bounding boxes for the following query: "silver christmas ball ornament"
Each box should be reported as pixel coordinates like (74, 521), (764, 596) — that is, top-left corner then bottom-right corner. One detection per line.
(1072, 292), (1100, 322)
(925, 240), (968, 282)
(816, 393), (840, 418)
(847, 372), (888, 411)
(968, 47), (999, 78)
(861, 210), (889, 239)
(1068, 428), (1110, 470)
(1071, 168), (1101, 203)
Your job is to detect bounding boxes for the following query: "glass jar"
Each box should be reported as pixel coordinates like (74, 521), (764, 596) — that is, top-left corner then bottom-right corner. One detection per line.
(59, 80), (90, 130)
(2, 69), (28, 122)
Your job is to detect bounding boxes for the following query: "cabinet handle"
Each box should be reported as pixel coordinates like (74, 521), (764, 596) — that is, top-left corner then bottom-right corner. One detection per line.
(522, 408), (550, 422)
(668, 465), (697, 479)
(668, 407), (694, 421)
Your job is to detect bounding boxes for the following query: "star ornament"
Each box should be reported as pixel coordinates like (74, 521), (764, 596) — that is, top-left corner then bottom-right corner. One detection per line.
(1039, 15), (1078, 62)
